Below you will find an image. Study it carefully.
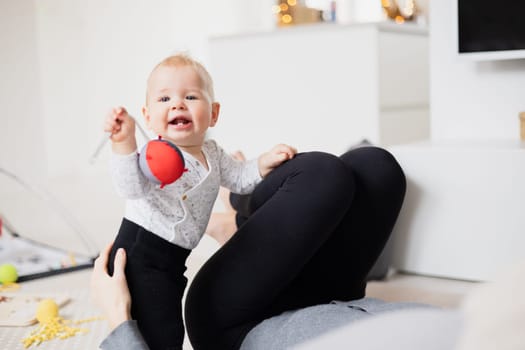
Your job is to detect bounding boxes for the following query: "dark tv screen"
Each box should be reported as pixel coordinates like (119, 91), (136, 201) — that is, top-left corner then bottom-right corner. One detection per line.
(458, 0), (525, 55)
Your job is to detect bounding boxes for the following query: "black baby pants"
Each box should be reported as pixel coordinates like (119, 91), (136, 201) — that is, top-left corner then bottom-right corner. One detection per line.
(108, 219), (191, 350)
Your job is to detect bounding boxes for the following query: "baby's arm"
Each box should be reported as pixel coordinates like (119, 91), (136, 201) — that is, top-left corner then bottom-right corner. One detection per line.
(217, 142), (296, 194)
(105, 107), (150, 198)
(258, 144), (297, 178)
(104, 107), (137, 155)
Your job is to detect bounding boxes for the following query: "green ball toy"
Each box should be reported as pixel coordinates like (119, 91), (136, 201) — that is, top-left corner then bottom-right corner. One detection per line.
(0, 263), (18, 284)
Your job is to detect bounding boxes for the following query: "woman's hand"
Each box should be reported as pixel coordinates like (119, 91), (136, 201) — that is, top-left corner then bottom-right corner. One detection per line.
(258, 144), (297, 178)
(90, 243), (132, 331)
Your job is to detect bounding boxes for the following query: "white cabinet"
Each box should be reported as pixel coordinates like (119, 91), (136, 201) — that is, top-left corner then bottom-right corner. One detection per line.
(208, 22), (429, 157)
(389, 140), (525, 281)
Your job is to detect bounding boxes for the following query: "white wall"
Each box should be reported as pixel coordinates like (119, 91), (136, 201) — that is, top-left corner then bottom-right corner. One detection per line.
(2, 0), (432, 180)
(430, 0), (525, 140)
(386, 0), (525, 280)
(34, 0), (191, 177)
(0, 2), (46, 180)
(1, 0), (272, 180)
(0, 0), (274, 253)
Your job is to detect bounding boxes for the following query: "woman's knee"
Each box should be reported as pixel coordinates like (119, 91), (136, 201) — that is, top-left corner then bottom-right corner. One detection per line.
(287, 151), (356, 200)
(373, 147), (406, 195)
(341, 146), (406, 195)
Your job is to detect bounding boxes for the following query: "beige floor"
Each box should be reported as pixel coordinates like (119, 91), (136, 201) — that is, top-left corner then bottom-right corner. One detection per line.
(0, 266), (479, 349)
(0, 229), (480, 350)
(366, 272), (478, 308)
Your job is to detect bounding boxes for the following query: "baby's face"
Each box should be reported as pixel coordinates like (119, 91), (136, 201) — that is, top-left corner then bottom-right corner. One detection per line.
(143, 65), (218, 150)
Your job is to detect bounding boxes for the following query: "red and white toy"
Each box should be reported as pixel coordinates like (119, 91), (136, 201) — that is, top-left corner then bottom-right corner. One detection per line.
(139, 137), (186, 188)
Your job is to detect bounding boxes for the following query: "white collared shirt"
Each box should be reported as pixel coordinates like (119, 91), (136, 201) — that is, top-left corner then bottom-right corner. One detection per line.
(110, 139), (262, 249)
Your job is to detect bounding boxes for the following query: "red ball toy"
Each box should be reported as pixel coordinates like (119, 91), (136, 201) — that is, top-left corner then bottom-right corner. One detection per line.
(139, 137), (186, 188)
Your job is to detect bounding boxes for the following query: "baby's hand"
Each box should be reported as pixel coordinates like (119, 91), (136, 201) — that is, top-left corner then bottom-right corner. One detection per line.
(104, 107), (137, 154)
(104, 107), (135, 142)
(258, 144), (297, 177)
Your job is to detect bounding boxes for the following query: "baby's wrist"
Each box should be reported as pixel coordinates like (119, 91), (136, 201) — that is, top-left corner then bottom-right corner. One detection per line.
(258, 165), (270, 178)
(112, 138), (137, 155)
(257, 157), (266, 177)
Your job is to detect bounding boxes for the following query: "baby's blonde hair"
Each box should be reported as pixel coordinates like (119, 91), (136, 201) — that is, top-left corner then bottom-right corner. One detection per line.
(146, 53), (215, 103)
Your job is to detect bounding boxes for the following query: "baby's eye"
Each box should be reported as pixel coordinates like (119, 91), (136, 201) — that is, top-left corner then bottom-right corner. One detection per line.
(158, 96), (170, 102)
(185, 95), (197, 100)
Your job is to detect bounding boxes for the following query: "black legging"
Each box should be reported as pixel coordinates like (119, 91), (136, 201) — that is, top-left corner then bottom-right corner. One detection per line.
(184, 147), (406, 350)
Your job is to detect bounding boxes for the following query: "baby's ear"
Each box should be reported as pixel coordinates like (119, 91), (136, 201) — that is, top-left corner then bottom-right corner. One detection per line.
(210, 102), (220, 127)
(141, 106), (151, 127)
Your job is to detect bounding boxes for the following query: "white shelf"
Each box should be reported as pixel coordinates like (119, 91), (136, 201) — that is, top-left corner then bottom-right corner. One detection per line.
(388, 140), (525, 281)
(208, 22), (429, 157)
(209, 21), (428, 40)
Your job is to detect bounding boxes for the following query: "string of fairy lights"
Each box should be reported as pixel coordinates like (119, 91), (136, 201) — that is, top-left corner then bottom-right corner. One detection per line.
(271, 0), (419, 27)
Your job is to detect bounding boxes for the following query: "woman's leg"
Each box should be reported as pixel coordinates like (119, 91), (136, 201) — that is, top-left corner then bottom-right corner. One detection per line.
(268, 146), (406, 314)
(230, 147), (405, 301)
(185, 148), (406, 350)
(186, 152), (354, 349)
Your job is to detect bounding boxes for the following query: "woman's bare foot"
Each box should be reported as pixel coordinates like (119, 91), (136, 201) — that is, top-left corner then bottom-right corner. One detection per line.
(206, 212), (237, 245)
(206, 151), (246, 245)
(218, 187), (235, 212)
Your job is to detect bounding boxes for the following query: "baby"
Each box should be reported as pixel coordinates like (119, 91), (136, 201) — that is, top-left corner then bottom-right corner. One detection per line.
(104, 53), (296, 350)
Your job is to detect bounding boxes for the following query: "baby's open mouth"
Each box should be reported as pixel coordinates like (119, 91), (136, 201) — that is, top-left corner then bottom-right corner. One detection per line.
(169, 117), (191, 125)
